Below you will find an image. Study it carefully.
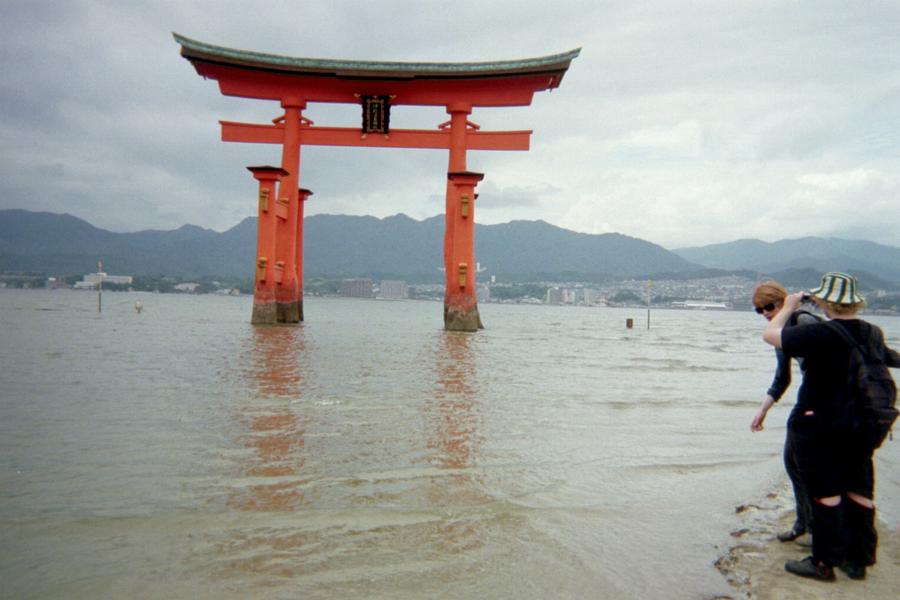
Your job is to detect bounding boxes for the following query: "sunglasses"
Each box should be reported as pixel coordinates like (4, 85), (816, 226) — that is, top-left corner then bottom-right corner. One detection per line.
(754, 303), (776, 314)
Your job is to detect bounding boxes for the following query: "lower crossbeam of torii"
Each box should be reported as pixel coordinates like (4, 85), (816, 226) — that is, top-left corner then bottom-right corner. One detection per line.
(175, 34), (578, 331)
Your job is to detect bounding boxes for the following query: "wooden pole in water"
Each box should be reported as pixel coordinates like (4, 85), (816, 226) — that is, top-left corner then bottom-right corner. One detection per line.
(97, 260), (102, 313)
(646, 280), (651, 329)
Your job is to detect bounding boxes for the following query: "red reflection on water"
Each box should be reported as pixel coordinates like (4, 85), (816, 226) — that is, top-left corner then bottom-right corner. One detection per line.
(228, 327), (309, 512)
(427, 332), (488, 554)
(431, 332), (481, 470)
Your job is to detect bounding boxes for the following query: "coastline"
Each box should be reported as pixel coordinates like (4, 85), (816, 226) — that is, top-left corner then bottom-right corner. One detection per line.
(715, 478), (900, 599)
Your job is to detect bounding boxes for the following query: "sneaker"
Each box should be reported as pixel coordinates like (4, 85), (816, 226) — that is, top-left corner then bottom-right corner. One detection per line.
(838, 562), (866, 580)
(785, 557), (835, 581)
(777, 527), (805, 542)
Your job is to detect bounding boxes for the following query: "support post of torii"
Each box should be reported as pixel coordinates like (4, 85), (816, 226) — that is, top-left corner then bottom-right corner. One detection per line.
(175, 34), (579, 330)
(442, 102), (484, 331)
(445, 170), (485, 330)
(295, 187), (313, 322)
(274, 99), (304, 324)
(247, 166), (288, 324)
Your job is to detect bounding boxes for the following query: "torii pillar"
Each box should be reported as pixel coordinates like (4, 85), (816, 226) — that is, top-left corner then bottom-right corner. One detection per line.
(443, 101), (485, 330)
(274, 100), (303, 324)
(247, 166), (288, 324)
(294, 187), (313, 322)
(246, 164), (313, 325)
(445, 170), (484, 330)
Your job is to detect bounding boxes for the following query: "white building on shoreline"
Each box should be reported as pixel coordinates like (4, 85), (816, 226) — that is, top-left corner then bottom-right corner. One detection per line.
(73, 272), (133, 289)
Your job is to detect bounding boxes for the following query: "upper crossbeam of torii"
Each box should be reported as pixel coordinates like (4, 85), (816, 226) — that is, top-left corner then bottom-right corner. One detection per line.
(175, 33), (579, 330)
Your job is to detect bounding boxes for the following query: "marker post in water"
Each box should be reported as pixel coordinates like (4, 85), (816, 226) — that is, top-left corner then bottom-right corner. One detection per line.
(97, 261), (102, 313)
(646, 280), (652, 329)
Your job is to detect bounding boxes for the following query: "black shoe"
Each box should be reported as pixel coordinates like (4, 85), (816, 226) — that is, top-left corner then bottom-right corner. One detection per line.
(777, 527), (805, 542)
(838, 562), (866, 580)
(785, 557), (835, 581)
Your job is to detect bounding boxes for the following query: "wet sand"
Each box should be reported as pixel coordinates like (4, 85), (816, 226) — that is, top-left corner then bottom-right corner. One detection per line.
(714, 479), (900, 599)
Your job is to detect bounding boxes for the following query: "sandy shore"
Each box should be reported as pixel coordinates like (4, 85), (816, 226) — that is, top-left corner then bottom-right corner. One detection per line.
(713, 479), (900, 600)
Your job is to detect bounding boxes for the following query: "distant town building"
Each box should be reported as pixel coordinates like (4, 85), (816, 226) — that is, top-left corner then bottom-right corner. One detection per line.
(546, 287), (563, 304)
(174, 282), (200, 293)
(671, 300), (731, 310)
(74, 272), (133, 289)
(84, 272), (132, 285)
(215, 288), (242, 296)
(581, 288), (600, 305)
(477, 285), (491, 303)
(341, 278), (374, 298)
(380, 280), (408, 300)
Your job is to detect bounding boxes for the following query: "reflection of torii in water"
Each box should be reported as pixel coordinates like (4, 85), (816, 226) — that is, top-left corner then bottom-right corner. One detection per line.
(174, 34), (578, 331)
(227, 327), (309, 513)
(425, 332), (491, 553)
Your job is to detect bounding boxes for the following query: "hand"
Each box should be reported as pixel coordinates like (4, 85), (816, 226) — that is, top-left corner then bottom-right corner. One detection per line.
(751, 395), (775, 432)
(782, 292), (805, 313)
(750, 409), (767, 432)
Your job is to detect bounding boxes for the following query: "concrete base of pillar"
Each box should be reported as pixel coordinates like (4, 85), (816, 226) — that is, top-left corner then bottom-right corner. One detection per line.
(251, 302), (278, 325)
(444, 304), (483, 332)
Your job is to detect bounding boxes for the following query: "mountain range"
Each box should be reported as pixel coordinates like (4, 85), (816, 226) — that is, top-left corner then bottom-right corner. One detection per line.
(1, 209), (899, 288)
(673, 238), (900, 284)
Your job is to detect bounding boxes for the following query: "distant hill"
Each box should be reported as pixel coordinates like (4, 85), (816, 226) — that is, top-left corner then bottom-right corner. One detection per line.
(304, 214), (697, 281)
(0, 209), (698, 281)
(0, 209), (244, 278)
(673, 237), (900, 289)
(5, 209), (898, 287)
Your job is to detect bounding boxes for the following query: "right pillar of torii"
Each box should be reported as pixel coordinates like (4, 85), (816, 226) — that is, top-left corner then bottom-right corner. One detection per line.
(444, 170), (484, 330)
(443, 102), (484, 331)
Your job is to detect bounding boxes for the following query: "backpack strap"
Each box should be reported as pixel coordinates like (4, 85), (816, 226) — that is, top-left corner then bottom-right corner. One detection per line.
(792, 308), (822, 325)
(824, 321), (885, 364)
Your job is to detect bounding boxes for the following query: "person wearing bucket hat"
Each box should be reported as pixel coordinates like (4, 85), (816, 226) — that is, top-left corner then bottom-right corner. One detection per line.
(762, 272), (900, 582)
(809, 271), (865, 306)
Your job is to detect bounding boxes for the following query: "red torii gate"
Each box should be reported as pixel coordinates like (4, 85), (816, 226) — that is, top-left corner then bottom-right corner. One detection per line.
(175, 34), (578, 331)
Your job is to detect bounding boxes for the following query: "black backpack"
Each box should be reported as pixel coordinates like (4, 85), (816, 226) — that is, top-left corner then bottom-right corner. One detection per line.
(825, 321), (899, 450)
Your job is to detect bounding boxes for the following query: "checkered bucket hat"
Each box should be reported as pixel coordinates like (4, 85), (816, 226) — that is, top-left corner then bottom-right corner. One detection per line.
(810, 272), (864, 305)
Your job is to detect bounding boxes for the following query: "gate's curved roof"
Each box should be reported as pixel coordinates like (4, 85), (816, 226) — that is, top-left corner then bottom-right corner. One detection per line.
(174, 33), (580, 81)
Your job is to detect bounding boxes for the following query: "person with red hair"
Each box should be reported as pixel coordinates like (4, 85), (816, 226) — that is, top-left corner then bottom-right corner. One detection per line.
(750, 280), (819, 544)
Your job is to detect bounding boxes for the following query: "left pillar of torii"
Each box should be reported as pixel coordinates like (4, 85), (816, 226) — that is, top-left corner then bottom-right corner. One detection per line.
(247, 166), (310, 325)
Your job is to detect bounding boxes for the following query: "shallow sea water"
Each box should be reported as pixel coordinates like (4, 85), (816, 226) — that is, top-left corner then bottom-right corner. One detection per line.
(1, 289), (898, 599)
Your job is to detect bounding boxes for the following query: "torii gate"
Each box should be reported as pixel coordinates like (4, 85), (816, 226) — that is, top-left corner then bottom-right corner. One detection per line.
(175, 34), (578, 331)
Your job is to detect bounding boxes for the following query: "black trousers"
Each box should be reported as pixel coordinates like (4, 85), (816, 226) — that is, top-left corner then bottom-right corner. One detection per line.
(789, 410), (877, 566)
(788, 410), (874, 499)
(784, 428), (812, 532)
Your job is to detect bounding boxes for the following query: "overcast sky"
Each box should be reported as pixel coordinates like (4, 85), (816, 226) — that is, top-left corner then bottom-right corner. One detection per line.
(1, 0), (898, 249)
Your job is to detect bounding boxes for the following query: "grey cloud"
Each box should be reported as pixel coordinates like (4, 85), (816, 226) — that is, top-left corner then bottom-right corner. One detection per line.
(475, 181), (561, 209)
(1, 1), (899, 247)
